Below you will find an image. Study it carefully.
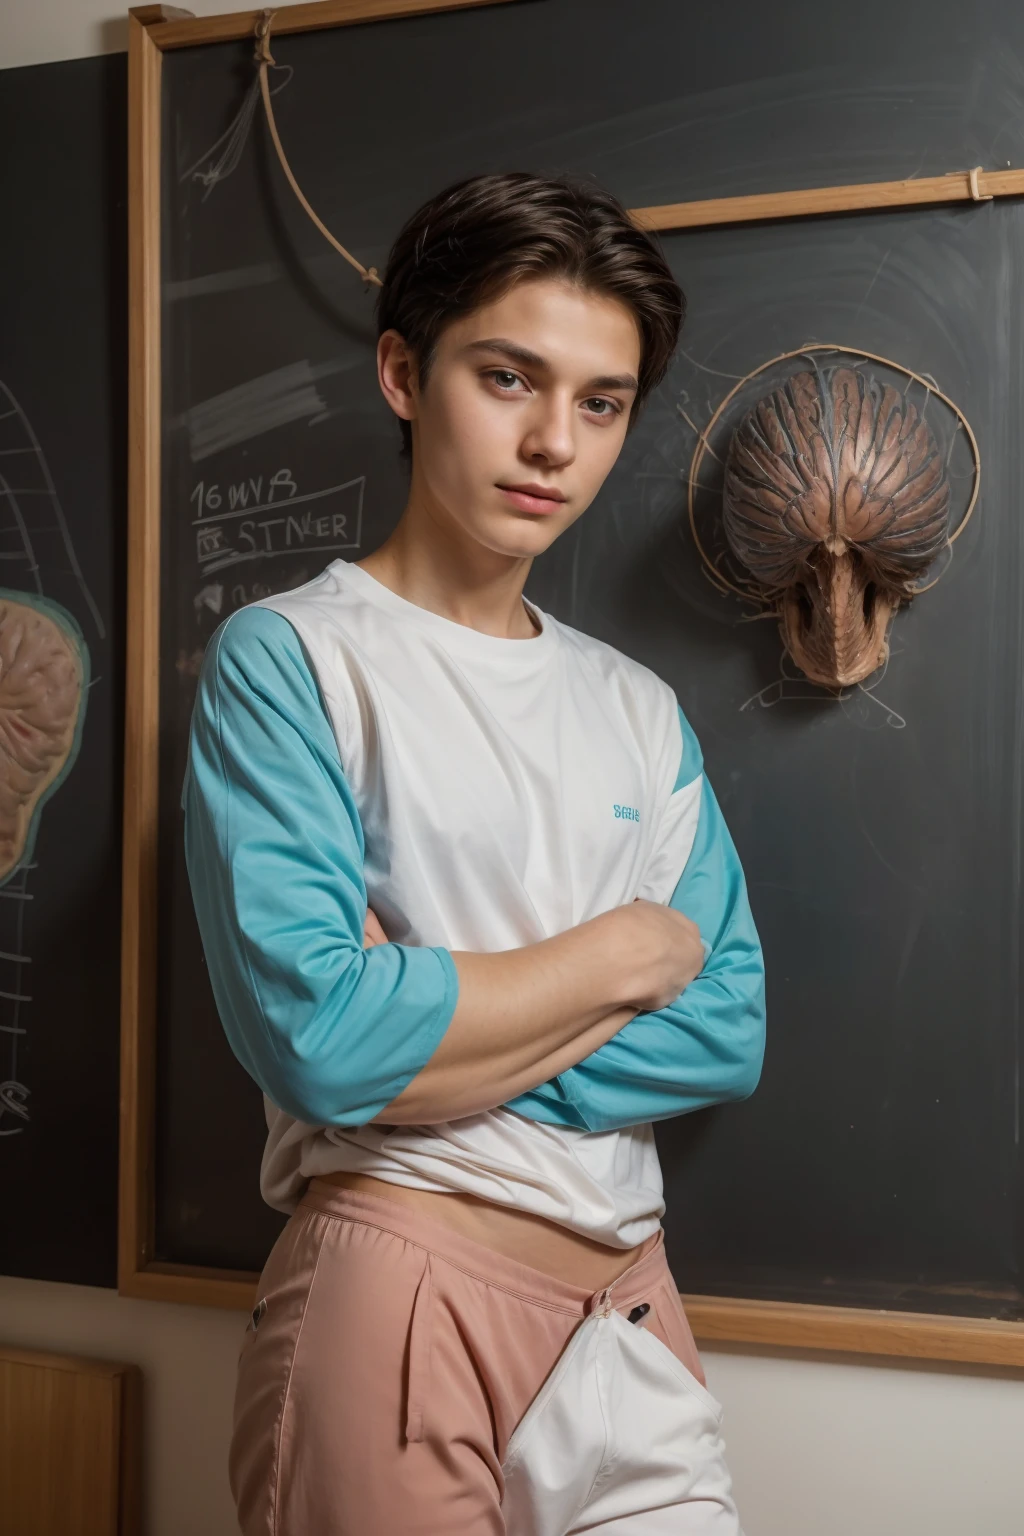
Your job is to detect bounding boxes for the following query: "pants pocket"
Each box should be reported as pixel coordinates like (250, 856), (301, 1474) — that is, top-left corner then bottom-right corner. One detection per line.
(502, 1310), (738, 1536)
(634, 1317), (724, 1423)
(404, 1251), (434, 1444)
(642, 1281), (723, 1419)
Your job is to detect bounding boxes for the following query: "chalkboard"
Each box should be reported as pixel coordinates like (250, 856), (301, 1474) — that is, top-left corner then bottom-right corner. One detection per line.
(150, 0), (1024, 1325)
(0, 55), (125, 1287)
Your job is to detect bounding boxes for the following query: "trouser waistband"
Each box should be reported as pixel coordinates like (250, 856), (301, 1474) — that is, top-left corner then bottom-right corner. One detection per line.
(299, 1178), (668, 1316)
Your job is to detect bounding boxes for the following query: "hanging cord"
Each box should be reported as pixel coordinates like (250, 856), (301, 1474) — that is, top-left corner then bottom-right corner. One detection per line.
(685, 342), (982, 605)
(255, 11), (382, 288)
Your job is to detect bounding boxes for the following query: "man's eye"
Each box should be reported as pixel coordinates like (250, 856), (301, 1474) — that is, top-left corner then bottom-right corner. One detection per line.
(584, 397), (617, 416)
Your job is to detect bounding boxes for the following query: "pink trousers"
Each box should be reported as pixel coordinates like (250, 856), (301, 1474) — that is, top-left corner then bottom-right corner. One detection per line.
(229, 1180), (728, 1535)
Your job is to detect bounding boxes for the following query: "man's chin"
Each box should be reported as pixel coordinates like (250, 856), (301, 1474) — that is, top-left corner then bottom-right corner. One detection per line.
(482, 523), (564, 561)
(479, 505), (574, 555)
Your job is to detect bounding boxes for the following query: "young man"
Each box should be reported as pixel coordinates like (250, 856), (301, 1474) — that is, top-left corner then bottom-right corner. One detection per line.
(185, 172), (765, 1535)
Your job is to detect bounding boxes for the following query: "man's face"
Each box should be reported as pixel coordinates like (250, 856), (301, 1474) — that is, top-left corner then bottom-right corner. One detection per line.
(379, 277), (642, 559)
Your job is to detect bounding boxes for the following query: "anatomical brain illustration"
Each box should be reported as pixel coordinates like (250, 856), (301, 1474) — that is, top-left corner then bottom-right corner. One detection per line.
(0, 593), (87, 884)
(722, 366), (952, 689)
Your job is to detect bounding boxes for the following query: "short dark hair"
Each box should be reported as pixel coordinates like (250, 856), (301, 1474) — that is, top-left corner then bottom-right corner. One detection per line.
(376, 171), (685, 455)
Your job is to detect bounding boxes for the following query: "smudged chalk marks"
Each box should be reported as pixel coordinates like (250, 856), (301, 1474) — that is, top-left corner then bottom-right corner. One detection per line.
(181, 361), (329, 462)
(178, 60), (293, 201)
(193, 584), (224, 617)
(164, 262), (280, 303)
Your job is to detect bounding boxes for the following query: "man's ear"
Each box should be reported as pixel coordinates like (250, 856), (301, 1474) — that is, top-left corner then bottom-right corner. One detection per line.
(377, 329), (418, 423)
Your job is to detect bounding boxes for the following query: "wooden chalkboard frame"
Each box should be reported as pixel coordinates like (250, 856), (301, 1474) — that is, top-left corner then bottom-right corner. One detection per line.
(121, 0), (1024, 1366)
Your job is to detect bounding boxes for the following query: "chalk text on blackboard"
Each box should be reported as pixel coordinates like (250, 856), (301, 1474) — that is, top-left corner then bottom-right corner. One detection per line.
(190, 468), (364, 577)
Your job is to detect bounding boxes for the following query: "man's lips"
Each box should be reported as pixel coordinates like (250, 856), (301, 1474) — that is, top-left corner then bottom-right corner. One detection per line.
(497, 483), (567, 516)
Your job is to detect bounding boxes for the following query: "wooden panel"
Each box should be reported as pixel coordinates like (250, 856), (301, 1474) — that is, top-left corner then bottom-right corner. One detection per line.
(630, 167), (1024, 230)
(0, 1348), (141, 1536)
(140, 0), (517, 51)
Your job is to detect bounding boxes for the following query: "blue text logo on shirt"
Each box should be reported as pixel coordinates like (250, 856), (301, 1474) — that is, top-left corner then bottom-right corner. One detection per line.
(613, 804), (641, 823)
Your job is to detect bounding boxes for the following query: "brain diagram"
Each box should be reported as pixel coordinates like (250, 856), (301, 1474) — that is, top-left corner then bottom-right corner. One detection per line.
(0, 594), (87, 884)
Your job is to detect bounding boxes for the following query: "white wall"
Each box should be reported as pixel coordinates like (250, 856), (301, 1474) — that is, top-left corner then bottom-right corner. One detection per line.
(4, 5), (1024, 1534)
(4, 0), (271, 70)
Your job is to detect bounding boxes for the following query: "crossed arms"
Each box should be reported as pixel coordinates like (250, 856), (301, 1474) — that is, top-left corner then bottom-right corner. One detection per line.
(183, 607), (765, 1136)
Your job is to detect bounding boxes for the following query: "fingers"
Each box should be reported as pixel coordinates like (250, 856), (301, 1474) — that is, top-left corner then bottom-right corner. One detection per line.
(363, 907), (388, 948)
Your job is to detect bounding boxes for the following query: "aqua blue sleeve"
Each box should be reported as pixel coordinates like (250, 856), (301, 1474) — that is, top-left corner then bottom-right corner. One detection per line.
(507, 706), (765, 1133)
(183, 606), (459, 1127)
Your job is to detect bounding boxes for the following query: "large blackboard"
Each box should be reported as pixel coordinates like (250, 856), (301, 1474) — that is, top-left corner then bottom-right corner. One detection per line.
(0, 55), (125, 1287)
(156, 0), (1024, 1319)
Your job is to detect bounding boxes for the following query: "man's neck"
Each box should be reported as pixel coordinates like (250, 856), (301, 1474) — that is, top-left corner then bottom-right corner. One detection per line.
(356, 501), (539, 640)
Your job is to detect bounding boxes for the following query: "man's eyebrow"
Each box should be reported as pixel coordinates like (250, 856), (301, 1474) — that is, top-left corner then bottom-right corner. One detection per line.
(464, 337), (638, 393)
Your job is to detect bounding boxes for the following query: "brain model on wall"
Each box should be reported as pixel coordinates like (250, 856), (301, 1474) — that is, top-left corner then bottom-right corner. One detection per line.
(721, 367), (951, 689)
(0, 593), (88, 885)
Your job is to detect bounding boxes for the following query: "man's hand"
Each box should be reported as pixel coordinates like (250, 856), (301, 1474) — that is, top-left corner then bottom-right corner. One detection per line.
(618, 898), (705, 1012)
(364, 908), (388, 948)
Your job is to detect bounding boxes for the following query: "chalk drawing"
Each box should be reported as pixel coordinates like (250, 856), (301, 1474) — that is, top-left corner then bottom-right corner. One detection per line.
(0, 382), (98, 1137)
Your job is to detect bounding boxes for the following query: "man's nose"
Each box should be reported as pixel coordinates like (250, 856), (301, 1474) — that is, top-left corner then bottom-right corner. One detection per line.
(521, 396), (576, 468)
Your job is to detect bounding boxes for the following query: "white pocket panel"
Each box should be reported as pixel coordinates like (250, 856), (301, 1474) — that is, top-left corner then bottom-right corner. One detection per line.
(501, 1309), (741, 1536)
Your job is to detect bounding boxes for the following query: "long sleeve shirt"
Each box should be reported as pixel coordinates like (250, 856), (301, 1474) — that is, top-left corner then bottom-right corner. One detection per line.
(184, 559), (765, 1246)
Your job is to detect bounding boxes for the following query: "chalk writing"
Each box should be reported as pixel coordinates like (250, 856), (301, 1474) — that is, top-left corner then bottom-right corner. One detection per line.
(190, 469), (364, 577)
(190, 467), (298, 517)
